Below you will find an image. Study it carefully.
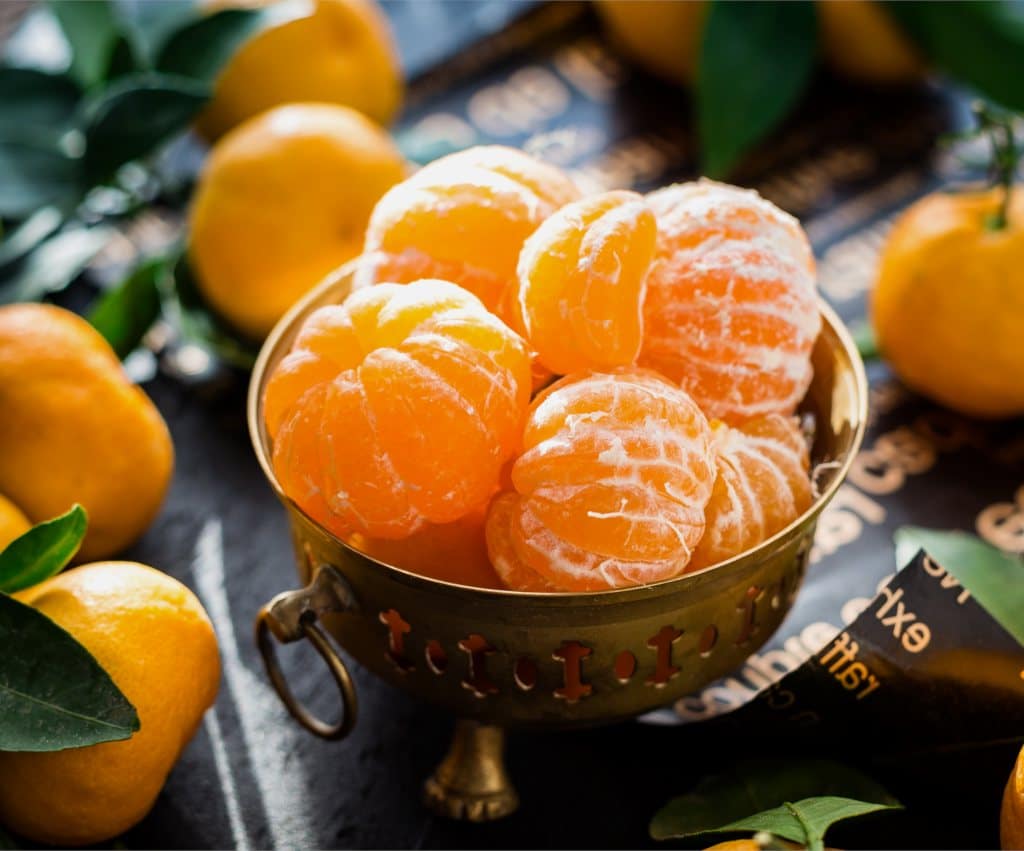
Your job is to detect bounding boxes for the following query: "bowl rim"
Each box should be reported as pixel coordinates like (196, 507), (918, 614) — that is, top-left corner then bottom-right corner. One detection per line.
(247, 259), (869, 600)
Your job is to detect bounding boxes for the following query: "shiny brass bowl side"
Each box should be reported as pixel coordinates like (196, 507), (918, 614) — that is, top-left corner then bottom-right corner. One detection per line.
(249, 262), (868, 818)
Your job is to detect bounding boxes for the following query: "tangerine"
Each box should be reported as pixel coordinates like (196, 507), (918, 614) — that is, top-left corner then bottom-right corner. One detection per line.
(347, 505), (503, 589)
(356, 146), (581, 314)
(485, 368), (715, 592)
(264, 279), (531, 539)
(190, 102), (407, 339)
(688, 414), (812, 572)
(513, 190), (657, 375)
(639, 180), (820, 423)
(0, 304), (173, 561)
(0, 562), (219, 846)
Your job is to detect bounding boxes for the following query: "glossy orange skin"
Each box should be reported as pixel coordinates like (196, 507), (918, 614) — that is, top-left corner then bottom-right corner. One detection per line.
(190, 103), (407, 339)
(0, 493), (30, 551)
(196, 0), (402, 141)
(872, 188), (1024, 418)
(0, 563), (219, 847)
(1002, 745), (1024, 850)
(0, 305), (173, 561)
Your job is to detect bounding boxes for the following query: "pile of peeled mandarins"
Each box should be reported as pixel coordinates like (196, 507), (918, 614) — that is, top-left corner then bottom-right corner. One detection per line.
(263, 146), (820, 592)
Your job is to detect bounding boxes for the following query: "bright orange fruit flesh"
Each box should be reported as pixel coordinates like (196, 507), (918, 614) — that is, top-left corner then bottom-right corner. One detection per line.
(512, 190), (657, 375)
(264, 279), (532, 540)
(485, 368), (716, 592)
(639, 180), (821, 424)
(356, 145), (581, 314)
(688, 413), (813, 572)
(347, 505), (503, 589)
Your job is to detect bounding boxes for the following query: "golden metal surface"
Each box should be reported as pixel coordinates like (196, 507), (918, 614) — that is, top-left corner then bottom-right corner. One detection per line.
(249, 260), (869, 819)
(423, 721), (519, 821)
(256, 566), (358, 740)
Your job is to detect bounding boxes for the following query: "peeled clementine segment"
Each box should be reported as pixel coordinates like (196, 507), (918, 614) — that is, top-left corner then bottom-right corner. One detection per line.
(356, 146), (581, 313)
(513, 190), (657, 375)
(688, 414), (813, 572)
(639, 180), (820, 423)
(347, 505), (504, 589)
(264, 279), (532, 539)
(485, 368), (716, 592)
(485, 493), (559, 592)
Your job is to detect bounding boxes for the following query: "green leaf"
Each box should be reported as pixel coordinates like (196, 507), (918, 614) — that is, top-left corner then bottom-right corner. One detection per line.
(884, 2), (1024, 113)
(0, 505), (88, 595)
(697, 0), (818, 176)
(168, 252), (259, 369)
(81, 73), (211, 183)
(0, 68), (82, 135)
(0, 823), (14, 849)
(0, 592), (139, 751)
(49, 0), (123, 89)
(894, 527), (1024, 646)
(156, 8), (269, 83)
(704, 797), (898, 851)
(0, 134), (81, 219)
(849, 319), (880, 361)
(0, 226), (114, 304)
(115, 0), (201, 69)
(650, 758), (899, 841)
(0, 207), (64, 270)
(88, 256), (166, 358)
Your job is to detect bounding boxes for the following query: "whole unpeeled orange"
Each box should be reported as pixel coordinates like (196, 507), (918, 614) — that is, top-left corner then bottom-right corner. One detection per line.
(190, 102), (407, 339)
(0, 304), (173, 561)
(0, 562), (220, 846)
(196, 0), (402, 141)
(1003, 745), (1024, 850)
(872, 187), (1024, 418)
(0, 493), (30, 551)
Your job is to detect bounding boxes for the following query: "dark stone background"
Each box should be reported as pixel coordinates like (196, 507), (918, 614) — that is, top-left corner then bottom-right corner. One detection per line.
(4, 3), (1023, 849)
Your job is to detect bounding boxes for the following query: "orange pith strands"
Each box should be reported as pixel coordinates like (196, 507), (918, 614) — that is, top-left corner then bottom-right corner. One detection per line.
(513, 190), (657, 375)
(688, 414), (812, 572)
(485, 368), (716, 592)
(356, 146), (581, 313)
(264, 279), (531, 540)
(639, 180), (821, 424)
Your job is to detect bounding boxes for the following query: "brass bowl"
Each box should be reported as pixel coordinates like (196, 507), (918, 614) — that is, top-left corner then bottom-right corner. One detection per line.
(249, 261), (868, 820)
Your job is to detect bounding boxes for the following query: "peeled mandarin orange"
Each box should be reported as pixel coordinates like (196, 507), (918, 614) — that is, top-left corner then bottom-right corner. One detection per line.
(347, 505), (503, 589)
(265, 280), (531, 540)
(356, 146), (581, 314)
(513, 190), (657, 375)
(639, 180), (821, 423)
(688, 414), (812, 572)
(485, 368), (715, 592)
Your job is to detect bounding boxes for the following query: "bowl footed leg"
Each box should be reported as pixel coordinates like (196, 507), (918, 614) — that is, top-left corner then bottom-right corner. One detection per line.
(424, 720), (519, 821)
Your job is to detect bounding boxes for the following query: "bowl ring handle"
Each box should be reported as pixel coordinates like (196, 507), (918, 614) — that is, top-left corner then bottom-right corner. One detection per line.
(255, 564), (358, 740)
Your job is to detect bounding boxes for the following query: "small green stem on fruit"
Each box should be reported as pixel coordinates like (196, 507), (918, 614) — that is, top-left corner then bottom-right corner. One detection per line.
(972, 101), (1020, 230)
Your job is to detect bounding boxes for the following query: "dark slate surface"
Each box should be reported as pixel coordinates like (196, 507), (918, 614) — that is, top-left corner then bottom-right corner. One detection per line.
(5, 2), (1023, 849)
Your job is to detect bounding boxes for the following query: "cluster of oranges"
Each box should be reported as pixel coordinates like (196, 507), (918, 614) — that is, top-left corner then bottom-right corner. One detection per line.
(263, 146), (821, 593)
